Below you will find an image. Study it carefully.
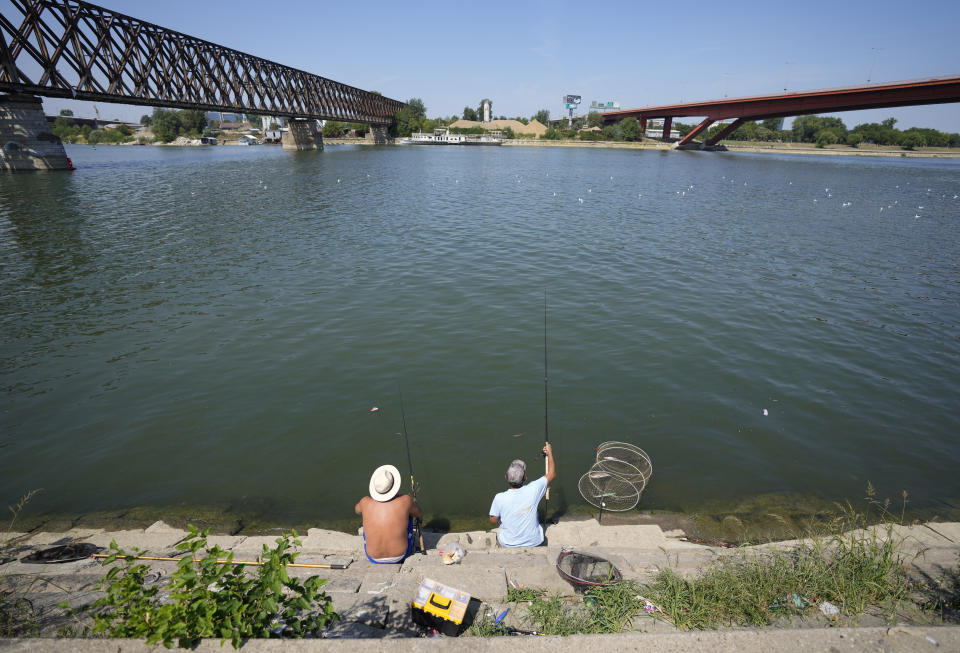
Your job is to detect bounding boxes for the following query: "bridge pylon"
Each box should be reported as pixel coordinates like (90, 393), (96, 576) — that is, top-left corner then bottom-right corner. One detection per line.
(282, 119), (323, 151)
(0, 94), (71, 171)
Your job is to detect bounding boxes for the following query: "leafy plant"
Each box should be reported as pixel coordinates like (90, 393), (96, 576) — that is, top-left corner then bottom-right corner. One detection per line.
(64, 525), (338, 648)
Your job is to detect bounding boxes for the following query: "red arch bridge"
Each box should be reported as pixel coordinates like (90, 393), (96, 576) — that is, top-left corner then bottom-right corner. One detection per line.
(600, 76), (960, 149)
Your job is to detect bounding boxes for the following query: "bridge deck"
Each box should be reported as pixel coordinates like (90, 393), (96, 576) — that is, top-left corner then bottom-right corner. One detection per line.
(602, 75), (960, 146)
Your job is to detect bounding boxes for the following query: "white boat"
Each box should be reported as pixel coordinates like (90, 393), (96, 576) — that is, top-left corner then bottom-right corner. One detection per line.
(400, 128), (502, 146)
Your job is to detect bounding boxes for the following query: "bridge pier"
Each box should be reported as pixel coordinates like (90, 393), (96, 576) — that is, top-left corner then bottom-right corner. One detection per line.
(282, 119), (323, 151)
(0, 94), (71, 171)
(365, 125), (390, 144)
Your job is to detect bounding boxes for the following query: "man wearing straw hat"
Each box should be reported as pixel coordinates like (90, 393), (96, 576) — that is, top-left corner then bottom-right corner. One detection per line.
(489, 443), (556, 547)
(355, 464), (422, 564)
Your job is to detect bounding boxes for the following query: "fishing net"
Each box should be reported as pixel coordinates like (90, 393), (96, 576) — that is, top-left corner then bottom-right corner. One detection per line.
(577, 464), (640, 512)
(20, 542), (101, 564)
(595, 441), (652, 490)
(555, 549), (622, 593)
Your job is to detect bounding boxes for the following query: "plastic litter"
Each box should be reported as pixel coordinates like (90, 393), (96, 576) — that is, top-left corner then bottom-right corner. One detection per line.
(819, 601), (840, 616)
(768, 593), (812, 611)
(763, 409), (769, 416)
(439, 543), (465, 565)
(369, 407), (379, 412)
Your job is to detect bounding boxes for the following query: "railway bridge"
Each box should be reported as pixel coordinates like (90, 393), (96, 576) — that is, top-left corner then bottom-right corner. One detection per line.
(601, 76), (960, 149)
(0, 0), (405, 170)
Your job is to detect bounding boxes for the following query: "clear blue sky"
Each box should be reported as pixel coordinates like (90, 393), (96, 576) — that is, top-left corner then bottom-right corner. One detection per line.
(38, 0), (960, 132)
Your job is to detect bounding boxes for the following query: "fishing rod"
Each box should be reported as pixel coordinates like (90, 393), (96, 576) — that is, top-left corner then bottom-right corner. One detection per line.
(91, 554), (350, 569)
(399, 389), (426, 555)
(543, 290), (550, 515)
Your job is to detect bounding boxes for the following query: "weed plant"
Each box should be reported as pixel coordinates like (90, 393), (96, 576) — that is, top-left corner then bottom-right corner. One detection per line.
(475, 488), (924, 636)
(0, 490), (42, 637)
(62, 525), (338, 648)
(644, 488), (913, 629)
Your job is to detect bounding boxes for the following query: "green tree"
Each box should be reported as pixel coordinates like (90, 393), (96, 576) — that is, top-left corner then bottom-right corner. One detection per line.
(151, 108), (182, 142)
(322, 121), (344, 137)
(406, 98), (426, 120)
(532, 109), (550, 125)
(462, 106), (478, 121)
(179, 109), (207, 137)
(140, 114), (152, 126)
(542, 126), (562, 140)
(620, 117), (642, 141)
(814, 129), (839, 147)
(51, 116), (80, 143)
(846, 132), (863, 148)
(791, 115), (823, 142)
(901, 132), (925, 150)
(586, 111), (603, 128)
(601, 124), (619, 141)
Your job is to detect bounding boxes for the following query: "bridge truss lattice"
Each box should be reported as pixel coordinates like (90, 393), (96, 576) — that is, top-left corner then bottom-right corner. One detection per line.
(0, 0), (404, 124)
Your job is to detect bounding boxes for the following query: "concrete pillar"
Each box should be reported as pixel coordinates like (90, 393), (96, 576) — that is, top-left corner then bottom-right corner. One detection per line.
(282, 118), (323, 151)
(662, 117), (673, 140)
(366, 125), (389, 144)
(0, 94), (72, 171)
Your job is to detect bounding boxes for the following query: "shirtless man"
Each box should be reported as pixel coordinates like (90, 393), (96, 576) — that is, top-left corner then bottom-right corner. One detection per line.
(355, 464), (422, 564)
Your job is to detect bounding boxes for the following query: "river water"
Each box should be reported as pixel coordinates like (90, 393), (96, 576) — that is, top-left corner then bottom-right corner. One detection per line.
(1, 143), (958, 529)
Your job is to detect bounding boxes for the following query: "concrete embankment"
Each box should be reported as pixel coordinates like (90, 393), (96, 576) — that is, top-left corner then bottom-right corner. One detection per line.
(2, 519), (959, 649)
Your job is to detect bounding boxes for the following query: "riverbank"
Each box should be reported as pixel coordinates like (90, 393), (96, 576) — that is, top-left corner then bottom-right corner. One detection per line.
(321, 136), (960, 158)
(2, 518), (958, 645)
(11, 490), (960, 547)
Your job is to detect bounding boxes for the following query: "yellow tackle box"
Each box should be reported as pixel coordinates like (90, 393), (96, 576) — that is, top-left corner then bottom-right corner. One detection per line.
(410, 577), (471, 636)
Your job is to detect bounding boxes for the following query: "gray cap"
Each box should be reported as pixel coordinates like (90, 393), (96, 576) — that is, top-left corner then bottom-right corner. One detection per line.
(506, 459), (526, 485)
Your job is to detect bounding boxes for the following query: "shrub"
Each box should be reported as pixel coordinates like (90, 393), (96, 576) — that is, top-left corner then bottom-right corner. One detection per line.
(63, 526), (338, 648)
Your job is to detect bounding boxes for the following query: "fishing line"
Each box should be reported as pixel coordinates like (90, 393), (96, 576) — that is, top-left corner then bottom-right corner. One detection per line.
(399, 388), (426, 555)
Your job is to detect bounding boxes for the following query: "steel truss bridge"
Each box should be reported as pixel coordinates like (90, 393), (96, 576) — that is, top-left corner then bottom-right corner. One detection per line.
(0, 0), (404, 125)
(602, 76), (960, 148)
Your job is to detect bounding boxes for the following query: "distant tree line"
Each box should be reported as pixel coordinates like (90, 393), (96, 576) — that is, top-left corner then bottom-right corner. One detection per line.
(390, 101), (957, 150)
(51, 116), (134, 144)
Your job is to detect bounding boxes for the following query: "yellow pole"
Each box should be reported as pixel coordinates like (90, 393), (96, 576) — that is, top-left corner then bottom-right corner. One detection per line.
(91, 554), (350, 569)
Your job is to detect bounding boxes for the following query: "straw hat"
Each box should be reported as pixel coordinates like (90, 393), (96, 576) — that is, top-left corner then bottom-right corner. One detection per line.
(369, 464), (402, 502)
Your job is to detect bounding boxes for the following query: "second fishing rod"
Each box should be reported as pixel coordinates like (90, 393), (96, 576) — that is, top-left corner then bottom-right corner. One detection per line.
(399, 390), (426, 556)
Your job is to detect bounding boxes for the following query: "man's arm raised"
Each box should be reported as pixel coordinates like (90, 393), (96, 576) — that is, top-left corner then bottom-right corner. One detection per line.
(543, 442), (557, 485)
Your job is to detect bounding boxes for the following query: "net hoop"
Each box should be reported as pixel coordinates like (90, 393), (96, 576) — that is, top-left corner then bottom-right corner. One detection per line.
(577, 467), (640, 512)
(595, 441), (652, 485)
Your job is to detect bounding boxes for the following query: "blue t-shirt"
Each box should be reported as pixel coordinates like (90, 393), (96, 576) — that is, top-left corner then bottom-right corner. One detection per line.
(489, 476), (548, 547)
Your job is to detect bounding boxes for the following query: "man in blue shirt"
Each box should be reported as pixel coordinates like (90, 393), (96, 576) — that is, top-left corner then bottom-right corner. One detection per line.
(489, 443), (557, 547)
